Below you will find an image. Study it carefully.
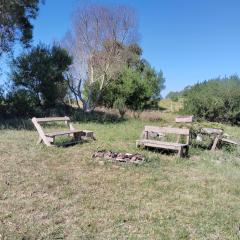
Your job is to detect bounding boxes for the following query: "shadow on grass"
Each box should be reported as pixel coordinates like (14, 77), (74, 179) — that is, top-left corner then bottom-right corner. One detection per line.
(55, 138), (92, 148)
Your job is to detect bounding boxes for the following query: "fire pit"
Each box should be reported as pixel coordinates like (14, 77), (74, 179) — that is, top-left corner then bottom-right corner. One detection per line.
(92, 150), (145, 164)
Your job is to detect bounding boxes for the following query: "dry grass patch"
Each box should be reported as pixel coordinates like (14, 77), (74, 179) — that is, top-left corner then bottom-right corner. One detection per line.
(0, 119), (240, 239)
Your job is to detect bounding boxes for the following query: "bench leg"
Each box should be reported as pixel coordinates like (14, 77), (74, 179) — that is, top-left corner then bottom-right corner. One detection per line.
(86, 132), (96, 140)
(73, 132), (82, 142)
(178, 147), (183, 158)
(37, 136), (53, 145)
(185, 146), (189, 157)
(211, 136), (220, 151)
(82, 131), (96, 140)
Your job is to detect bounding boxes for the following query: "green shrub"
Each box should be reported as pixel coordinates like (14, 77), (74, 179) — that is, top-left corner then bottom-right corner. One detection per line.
(183, 75), (240, 124)
(10, 44), (72, 108)
(98, 66), (165, 112)
(6, 89), (40, 117)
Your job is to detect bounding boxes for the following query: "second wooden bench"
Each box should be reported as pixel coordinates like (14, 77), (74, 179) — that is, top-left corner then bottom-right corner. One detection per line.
(136, 126), (190, 157)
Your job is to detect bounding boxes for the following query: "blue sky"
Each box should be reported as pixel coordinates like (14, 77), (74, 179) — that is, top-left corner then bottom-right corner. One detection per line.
(11, 0), (240, 95)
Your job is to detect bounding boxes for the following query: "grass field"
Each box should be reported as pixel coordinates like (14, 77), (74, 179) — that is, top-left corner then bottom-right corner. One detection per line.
(1, 112), (240, 239)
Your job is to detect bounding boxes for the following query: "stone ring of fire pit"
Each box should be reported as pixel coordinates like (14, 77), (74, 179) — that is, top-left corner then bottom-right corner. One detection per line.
(92, 150), (145, 164)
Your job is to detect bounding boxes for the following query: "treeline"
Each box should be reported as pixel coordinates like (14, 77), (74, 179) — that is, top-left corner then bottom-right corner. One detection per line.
(166, 75), (240, 124)
(183, 75), (240, 124)
(0, 3), (165, 119)
(0, 43), (165, 118)
(166, 76), (240, 125)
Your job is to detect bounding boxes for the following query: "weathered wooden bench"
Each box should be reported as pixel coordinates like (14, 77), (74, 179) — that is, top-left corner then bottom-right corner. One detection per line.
(175, 115), (194, 123)
(32, 116), (95, 146)
(200, 128), (223, 151)
(136, 126), (190, 157)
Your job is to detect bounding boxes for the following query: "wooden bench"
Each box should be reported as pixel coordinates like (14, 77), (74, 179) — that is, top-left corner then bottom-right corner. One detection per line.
(175, 115), (194, 123)
(221, 137), (240, 147)
(32, 116), (95, 146)
(136, 126), (190, 157)
(200, 128), (223, 151)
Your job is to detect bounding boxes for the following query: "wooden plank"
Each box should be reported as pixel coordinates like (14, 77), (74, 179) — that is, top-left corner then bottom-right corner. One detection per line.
(82, 130), (95, 139)
(137, 139), (187, 150)
(221, 138), (240, 146)
(144, 126), (190, 135)
(201, 128), (223, 135)
(31, 117), (52, 146)
(46, 130), (95, 139)
(175, 115), (193, 123)
(35, 116), (70, 123)
(211, 136), (220, 151)
(139, 142), (178, 150)
(45, 130), (83, 137)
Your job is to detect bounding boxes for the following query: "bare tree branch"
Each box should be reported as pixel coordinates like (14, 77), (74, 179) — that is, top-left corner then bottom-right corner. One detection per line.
(63, 4), (138, 112)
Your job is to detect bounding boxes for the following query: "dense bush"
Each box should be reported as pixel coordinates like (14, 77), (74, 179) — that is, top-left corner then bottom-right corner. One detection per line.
(183, 75), (240, 124)
(10, 44), (72, 108)
(98, 66), (165, 115)
(5, 89), (40, 117)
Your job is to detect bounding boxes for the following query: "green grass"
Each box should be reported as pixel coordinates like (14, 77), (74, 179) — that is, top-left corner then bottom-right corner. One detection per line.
(0, 116), (240, 239)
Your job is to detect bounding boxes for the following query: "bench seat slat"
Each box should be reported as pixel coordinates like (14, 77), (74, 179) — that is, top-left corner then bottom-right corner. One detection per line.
(137, 139), (188, 150)
(46, 130), (83, 137)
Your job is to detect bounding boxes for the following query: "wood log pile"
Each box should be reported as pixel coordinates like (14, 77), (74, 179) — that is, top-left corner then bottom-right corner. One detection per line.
(92, 150), (145, 164)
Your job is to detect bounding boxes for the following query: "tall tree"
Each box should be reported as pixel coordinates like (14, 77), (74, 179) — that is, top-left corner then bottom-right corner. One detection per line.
(10, 44), (72, 108)
(64, 4), (138, 112)
(97, 45), (165, 116)
(0, 0), (41, 55)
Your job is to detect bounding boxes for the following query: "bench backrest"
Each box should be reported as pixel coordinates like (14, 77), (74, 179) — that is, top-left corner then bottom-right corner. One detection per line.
(143, 126), (190, 144)
(144, 126), (189, 135)
(33, 116), (70, 123)
(175, 115), (193, 123)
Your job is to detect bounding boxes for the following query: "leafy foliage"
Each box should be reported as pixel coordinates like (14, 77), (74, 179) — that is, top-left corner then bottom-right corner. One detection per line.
(6, 89), (40, 117)
(0, 0), (41, 55)
(183, 75), (240, 124)
(10, 44), (72, 108)
(88, 44), (165, 115)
